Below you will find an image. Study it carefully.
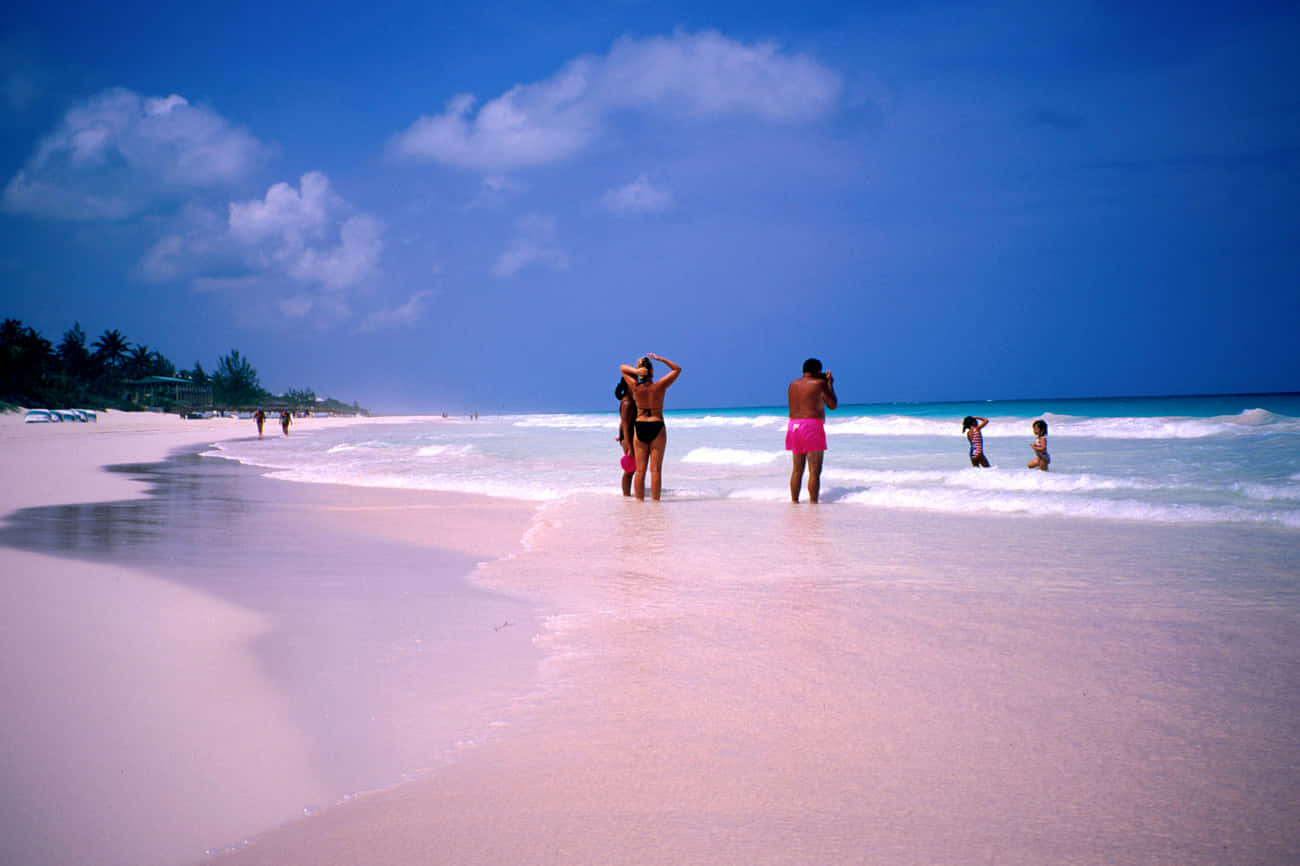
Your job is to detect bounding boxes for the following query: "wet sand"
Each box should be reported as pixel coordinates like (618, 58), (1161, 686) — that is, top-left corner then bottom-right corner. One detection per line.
(0, 412), (540, 866)
(212, 496), (1300, 866)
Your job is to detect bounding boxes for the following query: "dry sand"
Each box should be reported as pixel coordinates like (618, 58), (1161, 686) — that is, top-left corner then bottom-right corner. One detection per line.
(0, 410), (538, 866)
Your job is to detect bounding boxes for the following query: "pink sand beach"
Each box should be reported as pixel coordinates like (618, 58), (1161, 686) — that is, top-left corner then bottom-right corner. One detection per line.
(1, 410), (1297, 866)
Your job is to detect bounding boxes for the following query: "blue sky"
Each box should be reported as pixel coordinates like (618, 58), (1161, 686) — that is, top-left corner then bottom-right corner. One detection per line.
(2, 0), (1296, 413)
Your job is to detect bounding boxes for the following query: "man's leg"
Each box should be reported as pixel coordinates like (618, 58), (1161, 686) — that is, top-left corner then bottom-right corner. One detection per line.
(790, 453), (807, 502)
(806, 450), (825, 503)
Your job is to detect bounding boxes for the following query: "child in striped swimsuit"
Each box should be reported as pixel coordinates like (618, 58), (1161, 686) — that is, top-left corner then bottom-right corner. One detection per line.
(962, 416), (990, 467)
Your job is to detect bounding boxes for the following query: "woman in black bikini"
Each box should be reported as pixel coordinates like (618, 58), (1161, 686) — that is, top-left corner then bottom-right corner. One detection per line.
(619, 353), (682, 501)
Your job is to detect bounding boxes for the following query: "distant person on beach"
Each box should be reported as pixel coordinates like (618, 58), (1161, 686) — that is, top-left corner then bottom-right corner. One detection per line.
(619, 353), (682, 501)
(254, 407), (266, 439)
(280, 410), (291, 437)
(615, 378), (637, 497)
(786, 358), (838, 503)
(1027, 419), (1050, 471)
(962, 416), (990, 467)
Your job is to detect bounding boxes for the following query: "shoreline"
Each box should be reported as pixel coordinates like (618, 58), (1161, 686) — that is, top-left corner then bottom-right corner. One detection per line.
(0, 411), (546, 866)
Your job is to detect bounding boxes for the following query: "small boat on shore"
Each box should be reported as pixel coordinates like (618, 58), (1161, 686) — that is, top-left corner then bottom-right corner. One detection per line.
(23, 408), (97, 423)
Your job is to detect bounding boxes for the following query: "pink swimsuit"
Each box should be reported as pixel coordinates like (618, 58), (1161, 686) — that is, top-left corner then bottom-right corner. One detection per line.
(785, 418), (828, 454)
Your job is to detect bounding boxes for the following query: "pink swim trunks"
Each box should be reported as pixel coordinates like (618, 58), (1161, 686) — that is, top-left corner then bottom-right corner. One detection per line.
(785, 418), (827, 454)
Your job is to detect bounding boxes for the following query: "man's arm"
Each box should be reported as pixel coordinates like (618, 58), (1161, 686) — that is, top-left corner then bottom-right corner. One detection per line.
(823, 372), (838, 410)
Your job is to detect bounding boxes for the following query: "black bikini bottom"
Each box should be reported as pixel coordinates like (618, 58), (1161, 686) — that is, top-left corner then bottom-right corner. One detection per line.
(634, 419), (665, 444)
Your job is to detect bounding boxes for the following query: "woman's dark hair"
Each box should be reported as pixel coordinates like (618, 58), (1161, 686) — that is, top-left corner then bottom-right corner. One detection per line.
(615, 379), (628, 400)
(962, 416), (976, 431)
(1033, 419), (1048, 436)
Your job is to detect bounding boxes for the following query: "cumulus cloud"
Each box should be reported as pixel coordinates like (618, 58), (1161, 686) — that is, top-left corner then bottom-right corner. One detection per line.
(2, 87), (265, 220)
(491, 214), (569, 278)
(140, 172), (385, 324)
(357, 290), (436, 332)
(602, 175), (673, 215)
(392, 31), (841, 172)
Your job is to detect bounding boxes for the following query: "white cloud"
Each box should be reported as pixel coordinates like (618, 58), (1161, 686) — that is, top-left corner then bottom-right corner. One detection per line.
(139, 172), (385, 325)
(392, 30), (841, 172)
(491, 214), (569, 278)
(230, 171), (335, 246)
(357, 290), (435, 332)
(2, 87), (265, 220)
(602, 175), (673, 215)
(226, 173), (382, 294)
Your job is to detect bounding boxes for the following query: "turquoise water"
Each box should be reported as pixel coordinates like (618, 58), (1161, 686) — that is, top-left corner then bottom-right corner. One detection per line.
(207, 394), (1300, 529)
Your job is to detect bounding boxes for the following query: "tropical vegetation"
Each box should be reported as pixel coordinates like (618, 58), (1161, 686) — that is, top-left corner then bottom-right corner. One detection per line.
(0, 318), (367, 414)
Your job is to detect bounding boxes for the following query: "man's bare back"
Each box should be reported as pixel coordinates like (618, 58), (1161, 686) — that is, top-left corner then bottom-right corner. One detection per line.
(788, 374), (836, 419)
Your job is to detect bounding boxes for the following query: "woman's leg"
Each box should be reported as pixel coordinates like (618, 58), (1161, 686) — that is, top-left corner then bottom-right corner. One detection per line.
(648, 428), (667, 501)
(634, 438), (650, 500)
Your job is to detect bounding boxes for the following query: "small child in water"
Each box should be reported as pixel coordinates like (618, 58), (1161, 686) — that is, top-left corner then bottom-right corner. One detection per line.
(1027, 419), (1050, 471)
(962, 416), (990, 467)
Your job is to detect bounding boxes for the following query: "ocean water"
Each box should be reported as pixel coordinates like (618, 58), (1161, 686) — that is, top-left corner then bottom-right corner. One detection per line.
(198, 393), (1300, 864)
(205, 394), (1300, 529)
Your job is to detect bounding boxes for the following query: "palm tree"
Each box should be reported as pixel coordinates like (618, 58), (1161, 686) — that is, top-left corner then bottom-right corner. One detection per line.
(0, 318), (25, 348)
(0, 320), (54, 398)
(58, 323), (92, 379)
(92, 329), (131, 371)
(126, 344), (159, 379)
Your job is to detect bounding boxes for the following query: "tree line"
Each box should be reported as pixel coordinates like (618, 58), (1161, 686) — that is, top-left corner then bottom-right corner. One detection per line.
(0, 318), (362, 413)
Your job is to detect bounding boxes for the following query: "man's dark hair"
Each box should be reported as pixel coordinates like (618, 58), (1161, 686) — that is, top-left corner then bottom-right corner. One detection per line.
(802, 358), (823, 375)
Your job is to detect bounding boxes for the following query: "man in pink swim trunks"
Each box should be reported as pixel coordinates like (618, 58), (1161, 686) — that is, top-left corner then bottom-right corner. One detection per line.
(786, 357), (838, 503)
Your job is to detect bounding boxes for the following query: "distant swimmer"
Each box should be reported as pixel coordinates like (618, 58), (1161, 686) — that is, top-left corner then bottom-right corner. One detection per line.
(786, 358), (838, 503)
(254, 407), (266, 439)
(619, 353), (682, 501)
(962, 416), (991, 467)
(280, 409), (291, 437)
(1027, 419), (1050, 471)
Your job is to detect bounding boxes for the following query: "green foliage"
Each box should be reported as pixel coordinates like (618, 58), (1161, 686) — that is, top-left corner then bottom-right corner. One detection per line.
(92, 329), (130, 371)
(1, 318), (55, 401)
(0, 318), (366, 413)
(285, 386), (316, 405)
(58, 323), (92, 380)
(210, 349), (266, 407)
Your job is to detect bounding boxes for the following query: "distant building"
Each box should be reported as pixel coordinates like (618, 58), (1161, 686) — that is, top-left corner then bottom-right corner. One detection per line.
(126, 376), (213, 408)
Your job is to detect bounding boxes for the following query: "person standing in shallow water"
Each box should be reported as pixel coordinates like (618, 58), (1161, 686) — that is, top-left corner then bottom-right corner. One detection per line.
(962, 416), (990, 467)
(787, 358), (838, 503)
(619, 353), (682, 501)
(254, 407), (266, 439)
(280, 410), (291, 436)
(615, 378), (637, 497)
(1027, 419), (1050, 471)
